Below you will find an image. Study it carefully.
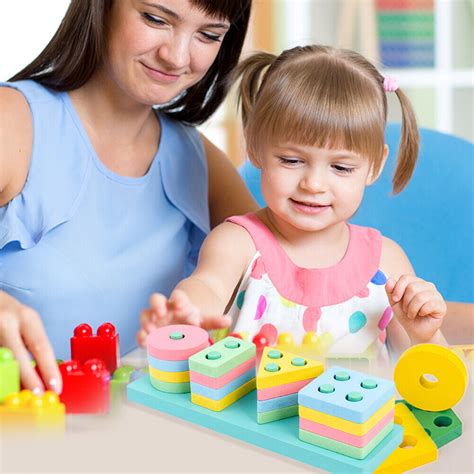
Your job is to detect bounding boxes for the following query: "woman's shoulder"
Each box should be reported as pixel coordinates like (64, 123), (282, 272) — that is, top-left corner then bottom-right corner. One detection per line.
(0, 87), (32, 206)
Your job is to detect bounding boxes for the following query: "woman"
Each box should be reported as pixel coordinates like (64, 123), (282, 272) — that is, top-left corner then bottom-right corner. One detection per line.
(0, 0), (256, 395)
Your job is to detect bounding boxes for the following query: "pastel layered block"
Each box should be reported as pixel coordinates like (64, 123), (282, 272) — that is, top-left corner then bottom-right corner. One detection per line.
(256, 348), (324, 424)
(298, 366), (396, 459)
(146, 325), (209, 393)
(189, 337), (256, 411)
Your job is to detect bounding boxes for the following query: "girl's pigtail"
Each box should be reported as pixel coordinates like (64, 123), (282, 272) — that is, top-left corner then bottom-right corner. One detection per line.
(231, 52), (277, 129)
(392, 89), (420, 194)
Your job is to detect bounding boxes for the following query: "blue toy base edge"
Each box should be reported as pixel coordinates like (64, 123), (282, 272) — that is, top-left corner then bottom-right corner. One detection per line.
(127, 376), (403, 473)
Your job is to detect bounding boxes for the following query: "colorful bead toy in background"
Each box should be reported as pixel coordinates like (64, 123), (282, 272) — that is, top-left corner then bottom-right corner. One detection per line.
(59, 359), (111, 414)
(0, 389), (65, 432)
(71, 322), (120, 374)
(0, 347), (20, 402)
(375, 402), (438, 473)
(298, 366), (396, 459)
(256, 347), (324, 424)
(147, 324), (209, 394)
(189, 336), (256, 411)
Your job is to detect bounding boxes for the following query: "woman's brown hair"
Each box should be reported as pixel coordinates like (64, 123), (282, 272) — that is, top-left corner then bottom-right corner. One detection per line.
(232, 45), (419, 194)
(10, 0), (251, 126)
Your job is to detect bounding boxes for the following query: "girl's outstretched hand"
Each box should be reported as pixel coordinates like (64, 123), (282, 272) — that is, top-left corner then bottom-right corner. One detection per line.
(385, 275), (447, 343)
(136, 289), (232, 347)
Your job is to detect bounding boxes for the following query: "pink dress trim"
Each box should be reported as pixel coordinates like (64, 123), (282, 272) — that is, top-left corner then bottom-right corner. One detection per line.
(226, 213), (382, 308)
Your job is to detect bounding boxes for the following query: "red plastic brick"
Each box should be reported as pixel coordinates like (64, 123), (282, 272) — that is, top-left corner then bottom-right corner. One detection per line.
(71, 322), (120, 373)
(59, 359), (110, 414)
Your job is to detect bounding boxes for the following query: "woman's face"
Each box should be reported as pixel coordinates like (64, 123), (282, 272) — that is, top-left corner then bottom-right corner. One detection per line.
(104, 0), (230, 105)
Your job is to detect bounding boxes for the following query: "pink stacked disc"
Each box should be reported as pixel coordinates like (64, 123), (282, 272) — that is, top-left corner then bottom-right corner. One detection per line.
(146, 325), (209, 393)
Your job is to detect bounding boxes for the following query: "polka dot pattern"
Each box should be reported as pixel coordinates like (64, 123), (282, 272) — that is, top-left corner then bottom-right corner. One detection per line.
(378, 306), (393, 330)
(302, 307), (322, 332)
(251, 257), (265, 279)
(236, 290), (246, 310)
(254, 295), (267, 320)
(371, 270), (387, 285)
(279, 296), (296, 308)
(356, 287), (370, 298)
(348, 311), (367, 333)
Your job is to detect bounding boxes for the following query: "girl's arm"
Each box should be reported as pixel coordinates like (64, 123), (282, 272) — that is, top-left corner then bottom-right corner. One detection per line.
(201, 134), (259, 229)
(380, 236), (448, 358)
(137, 222), (256, 345)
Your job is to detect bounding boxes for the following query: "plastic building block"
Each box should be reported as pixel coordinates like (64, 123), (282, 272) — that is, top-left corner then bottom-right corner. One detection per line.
(299, 397), (395, 436)
(0, 347), (20, 402)
(375, 402), (438, 473)
(256, 347), (324, 389)
(299, 366), (395, 424)
(394, 344), (468, 412)
(59, 359), (110, 414)
(0, 389), (65, 431)
(146, 325), (209, 393)
(397, 400), (462, 448)
(71, 322), (120, 373)
(189, 337), (256, 411)
(110, 365), (136, 407)
(128, 375), (404, 473)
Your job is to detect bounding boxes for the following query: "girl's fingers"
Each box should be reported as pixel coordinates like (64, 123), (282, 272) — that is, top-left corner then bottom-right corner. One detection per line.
(405, 290), (437, 320)
(388, 275), (421, 303)
(136, 328), (148, 347)
(400, 281), (433, 314)
(200, 314), (232, 331)
(149, 293), (168, 320)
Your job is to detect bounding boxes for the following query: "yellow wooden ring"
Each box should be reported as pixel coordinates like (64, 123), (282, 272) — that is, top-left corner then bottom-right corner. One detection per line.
(149, 366), (189, 383)
(394, 344), (468, 412)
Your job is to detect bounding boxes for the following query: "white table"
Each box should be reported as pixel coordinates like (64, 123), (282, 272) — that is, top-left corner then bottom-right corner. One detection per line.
(1, 348), (472, 473)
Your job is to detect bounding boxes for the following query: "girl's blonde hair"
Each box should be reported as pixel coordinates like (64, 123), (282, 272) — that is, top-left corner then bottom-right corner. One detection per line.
(232, 45), (419, 194)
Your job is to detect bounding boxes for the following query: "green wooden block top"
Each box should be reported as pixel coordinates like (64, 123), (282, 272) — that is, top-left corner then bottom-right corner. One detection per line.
(299, 422), (394, 460)
(257, 405), (298, 424)
(396, 400), (462, 448)
(189, 337), (256, 378)
(0, 347), (20, 402)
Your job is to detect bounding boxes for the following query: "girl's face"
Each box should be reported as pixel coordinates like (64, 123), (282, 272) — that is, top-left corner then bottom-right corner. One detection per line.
(104, 0), (230, 105)
(258, 143), (384, 233)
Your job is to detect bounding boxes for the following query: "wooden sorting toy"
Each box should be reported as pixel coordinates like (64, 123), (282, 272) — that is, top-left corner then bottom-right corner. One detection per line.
(298, 366), (396, 459)
(375, 402), (438, 473)
(394, 344), (468, 412)
(147, 324), (209, 394)
(256, 347), (324, 424)
(189, 336), (256, 411)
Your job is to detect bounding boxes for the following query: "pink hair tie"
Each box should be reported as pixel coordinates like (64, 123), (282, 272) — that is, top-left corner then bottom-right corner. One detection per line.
(383, 76), (398, 93)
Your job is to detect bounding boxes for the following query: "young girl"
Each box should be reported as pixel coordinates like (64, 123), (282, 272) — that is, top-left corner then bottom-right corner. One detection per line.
(137, 45), (447, 360)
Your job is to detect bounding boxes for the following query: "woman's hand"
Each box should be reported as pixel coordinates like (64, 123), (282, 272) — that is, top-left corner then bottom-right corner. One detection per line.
(0, 291), (62, 394)
(385, 275), (447, 344)
(136, 289), (231, 347)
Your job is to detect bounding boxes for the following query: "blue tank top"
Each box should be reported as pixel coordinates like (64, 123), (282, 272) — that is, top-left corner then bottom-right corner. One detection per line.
(0, 80), (210, 359)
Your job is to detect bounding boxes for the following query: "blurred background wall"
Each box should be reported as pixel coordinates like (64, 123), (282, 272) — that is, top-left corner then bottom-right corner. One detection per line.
(1, 0), (472, 166)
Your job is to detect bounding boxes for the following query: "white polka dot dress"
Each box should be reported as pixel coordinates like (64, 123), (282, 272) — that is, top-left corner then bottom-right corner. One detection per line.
(226, 214), (393, 363)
